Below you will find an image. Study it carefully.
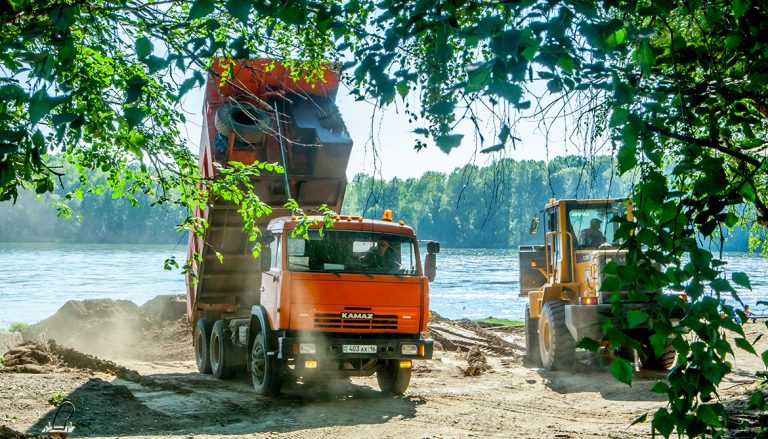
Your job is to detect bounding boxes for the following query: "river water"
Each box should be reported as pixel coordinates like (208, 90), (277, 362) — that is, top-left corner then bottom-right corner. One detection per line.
(0, 244), (765, 328)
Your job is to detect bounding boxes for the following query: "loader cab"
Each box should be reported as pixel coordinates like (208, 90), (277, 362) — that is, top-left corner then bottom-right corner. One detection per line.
(539, 198), (629, 287)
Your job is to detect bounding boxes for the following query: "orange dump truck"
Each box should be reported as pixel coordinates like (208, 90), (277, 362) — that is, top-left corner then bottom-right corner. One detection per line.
(186, 60), (437, 395)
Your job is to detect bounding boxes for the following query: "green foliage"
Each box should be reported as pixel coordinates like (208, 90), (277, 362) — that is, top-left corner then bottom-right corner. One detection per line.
(7, 322), (28, 333)
(47, 389), (67, 406)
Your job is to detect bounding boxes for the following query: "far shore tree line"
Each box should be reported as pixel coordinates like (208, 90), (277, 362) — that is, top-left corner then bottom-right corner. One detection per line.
(0, 155), (754, 251)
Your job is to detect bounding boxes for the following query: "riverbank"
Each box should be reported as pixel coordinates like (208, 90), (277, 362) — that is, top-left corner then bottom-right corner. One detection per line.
(0, 296), (765, 438)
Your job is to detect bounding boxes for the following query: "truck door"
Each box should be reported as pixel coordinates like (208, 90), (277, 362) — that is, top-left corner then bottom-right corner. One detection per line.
(261, 234), (283, 329)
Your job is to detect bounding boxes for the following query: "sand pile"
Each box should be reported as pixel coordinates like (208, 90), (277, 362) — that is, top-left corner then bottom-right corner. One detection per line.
(22, 295), (191, 361)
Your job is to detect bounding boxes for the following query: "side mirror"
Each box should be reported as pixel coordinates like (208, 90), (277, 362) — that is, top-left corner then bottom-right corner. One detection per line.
(529, 218), (540, 235)
(260, 247), (272, 272)
(426, 241), (440, 254)
(258, 231), (275, 245)
(425, 253), (436, 282)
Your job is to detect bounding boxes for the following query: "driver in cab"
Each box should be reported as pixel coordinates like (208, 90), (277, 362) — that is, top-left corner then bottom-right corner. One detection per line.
(579, 218), (605, 247)
(362, 239), (400, 272)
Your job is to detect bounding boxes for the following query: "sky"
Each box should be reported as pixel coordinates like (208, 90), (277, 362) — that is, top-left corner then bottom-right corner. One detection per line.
(178, 81), (582, 181)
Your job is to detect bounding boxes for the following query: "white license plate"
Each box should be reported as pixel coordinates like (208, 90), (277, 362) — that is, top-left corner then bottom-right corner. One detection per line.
(342, 344), (378, 354)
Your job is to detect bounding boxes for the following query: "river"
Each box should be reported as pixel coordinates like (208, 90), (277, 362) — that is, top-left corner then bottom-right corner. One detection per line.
(0, 244), (765, 328)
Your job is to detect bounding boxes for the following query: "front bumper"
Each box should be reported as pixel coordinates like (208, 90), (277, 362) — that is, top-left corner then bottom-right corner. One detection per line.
(276, 334), (434, 361)
(565, 300), (687, 341)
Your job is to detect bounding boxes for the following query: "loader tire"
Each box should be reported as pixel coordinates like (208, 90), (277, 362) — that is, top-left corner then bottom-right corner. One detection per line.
(377, 360), (412, 395)
(210, 320), (237, 380)
(539, 301), (575, 371)
(194, 318), (214, 374)
(639, 340), (676, 371)
(524, 305), (542, 367)
(250, 331), (282, 396)
(214, 102), (270, 144)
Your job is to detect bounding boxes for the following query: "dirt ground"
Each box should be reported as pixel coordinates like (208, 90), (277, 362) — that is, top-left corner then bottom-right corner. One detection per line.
(0, 297), (765, 438)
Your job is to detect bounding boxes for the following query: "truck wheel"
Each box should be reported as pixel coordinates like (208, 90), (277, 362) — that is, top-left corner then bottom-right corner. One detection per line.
(376, 360), (412, 395)
(210, 320), (237, 380)
(194, 318), (214, 374)
(639, 340), (676, 371)
(524, 305), (542, 367)
(538, 301), (575, 371)
(250, 332), (282, 396)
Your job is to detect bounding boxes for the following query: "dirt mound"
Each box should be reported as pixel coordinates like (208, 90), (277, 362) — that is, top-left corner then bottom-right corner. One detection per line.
(22, 296), (192, 362)
(463, 345), (490, 376)
(0, 342), (59, 374)
(427, 317), (523, 358)
(0, 425), (49, 439)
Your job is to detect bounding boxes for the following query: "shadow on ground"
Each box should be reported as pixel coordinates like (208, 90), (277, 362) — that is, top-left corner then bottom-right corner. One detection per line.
(27, 372), (422, 437)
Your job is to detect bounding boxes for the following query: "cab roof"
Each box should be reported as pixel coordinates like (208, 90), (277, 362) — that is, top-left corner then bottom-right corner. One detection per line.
(267, 215), (416, 237)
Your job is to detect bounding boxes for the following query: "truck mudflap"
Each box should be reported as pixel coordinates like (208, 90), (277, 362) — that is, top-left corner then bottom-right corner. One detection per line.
(564, 300), (687, 342)
(275, 335), (434, 361)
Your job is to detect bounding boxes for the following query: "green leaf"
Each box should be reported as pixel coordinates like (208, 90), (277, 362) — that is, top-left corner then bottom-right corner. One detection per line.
(124, 107), (145, 128)
(189, 0), (214, 20)
(616, 141), (637, 175)
(626, 310), (649, 327)
(427, 101), (455, 116)
(762, 349), (768, 368)
(732, 272), (752, 290)
(697, 404), (724, 427)
(610, 357), (633, 386)
(135, 37), (152, 59)
(575, 337), (600, 352)
(733, 0), (750, 19)
(465, 62), (492, 92)
(634, 41), (655, 73)
(650, 381), (669, 394)
(488, 81), (522, 103)
(606, 28), (627, 46)
(630, 412), (647, 426)
(28, 92), (50, 126)
(734, 337), (756, 355)
(434, 134), (463, 153)
(225, 0), (251, 24)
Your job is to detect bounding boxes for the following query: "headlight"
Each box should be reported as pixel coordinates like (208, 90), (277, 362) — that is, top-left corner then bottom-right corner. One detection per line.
(401, 344), (418, 355)
(299, 343), (316, 354)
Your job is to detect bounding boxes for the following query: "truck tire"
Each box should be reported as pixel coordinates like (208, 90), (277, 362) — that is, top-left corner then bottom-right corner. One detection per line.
(524, 305), (542, 367)
(538, 301), (575, 371)
(639, 340), (676, 371)
(214, 102), (270, 144)
(250, 331), (282, 396)
(376, 360), (412, 395)
(210, 320), (237, 380)
(194, 318), (214, 374)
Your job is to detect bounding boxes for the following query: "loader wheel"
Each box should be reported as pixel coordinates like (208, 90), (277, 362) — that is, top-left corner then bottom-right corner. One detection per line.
(639, 340), (676, 371)
(250, 332), (282, 396)
(214, 103), (270, 143)
(210, 320), (237, 380)
(376, 360), (412, 395)
(524, 305), (542, 367)
(194, 318), (214, 374)
(538, 301), (575, 371)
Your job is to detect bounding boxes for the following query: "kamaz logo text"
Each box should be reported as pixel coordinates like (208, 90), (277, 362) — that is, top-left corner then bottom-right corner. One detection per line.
(341, 312), (374, 320)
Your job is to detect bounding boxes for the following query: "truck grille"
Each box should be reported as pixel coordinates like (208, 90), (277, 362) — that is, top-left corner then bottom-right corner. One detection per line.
(314, 313), (398, 330)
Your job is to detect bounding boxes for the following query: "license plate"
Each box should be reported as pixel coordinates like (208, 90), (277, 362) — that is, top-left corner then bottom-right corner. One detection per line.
(342, 344), (377, 354)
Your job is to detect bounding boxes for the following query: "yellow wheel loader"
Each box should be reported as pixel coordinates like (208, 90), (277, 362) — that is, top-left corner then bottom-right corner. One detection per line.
(519, 198), (679, 371)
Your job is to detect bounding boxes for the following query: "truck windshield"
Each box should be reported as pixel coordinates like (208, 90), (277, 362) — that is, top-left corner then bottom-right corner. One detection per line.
(285, 230), (419, 276)
(568, 202), (626, 249)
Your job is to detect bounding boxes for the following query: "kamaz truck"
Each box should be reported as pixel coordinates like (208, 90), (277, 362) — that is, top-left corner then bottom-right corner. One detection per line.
(186, 59), (436, 395)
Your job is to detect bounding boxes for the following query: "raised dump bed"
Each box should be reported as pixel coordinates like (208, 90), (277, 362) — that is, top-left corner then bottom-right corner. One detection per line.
(185, 59), (353, 324)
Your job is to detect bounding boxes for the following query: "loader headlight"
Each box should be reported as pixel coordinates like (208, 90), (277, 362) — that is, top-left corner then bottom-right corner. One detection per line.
(299, 343), (316, 354)
(401, 344), (418, 355)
